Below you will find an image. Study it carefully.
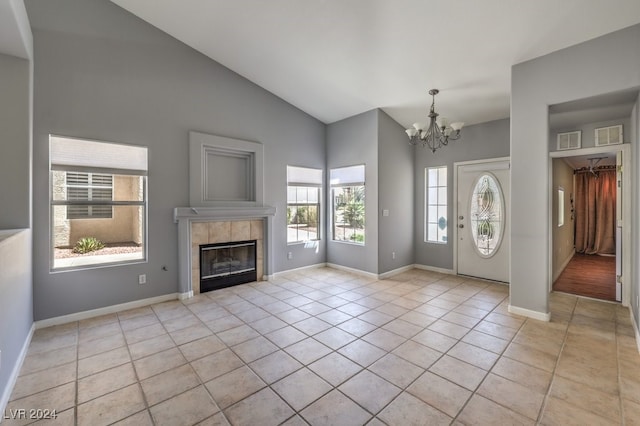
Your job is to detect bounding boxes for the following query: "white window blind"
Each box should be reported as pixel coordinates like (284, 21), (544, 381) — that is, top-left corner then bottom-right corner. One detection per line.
(287, 166), (323, 186)
(50, 135), (148, 174)
(330, 165), (365, 186)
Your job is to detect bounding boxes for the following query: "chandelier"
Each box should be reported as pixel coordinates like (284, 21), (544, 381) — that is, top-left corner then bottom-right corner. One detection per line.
(405, 89), (464, 152)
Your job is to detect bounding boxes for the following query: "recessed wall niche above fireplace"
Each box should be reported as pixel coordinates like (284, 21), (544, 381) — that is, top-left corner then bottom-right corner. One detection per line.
(189, 131), (264, 207)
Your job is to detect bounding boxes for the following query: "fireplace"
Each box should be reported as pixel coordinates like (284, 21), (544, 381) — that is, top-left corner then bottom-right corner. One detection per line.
(200, 239), (257, 292)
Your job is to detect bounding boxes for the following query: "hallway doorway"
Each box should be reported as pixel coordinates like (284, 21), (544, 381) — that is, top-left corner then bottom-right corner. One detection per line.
(550, 147), (628, 303)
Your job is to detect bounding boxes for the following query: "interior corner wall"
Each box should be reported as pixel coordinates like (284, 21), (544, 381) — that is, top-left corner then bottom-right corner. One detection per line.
(551, 159), (574, 281)
(414, 118), (510, 270)
(632, 96), (640, 330)
(511, 23), (640, 317)
(377, 110), (414, 274)
(0, 53), (30, 229)
(0, 230), (33, 413)
(326, 109), (379, 275)
(26, 0), (325, 320)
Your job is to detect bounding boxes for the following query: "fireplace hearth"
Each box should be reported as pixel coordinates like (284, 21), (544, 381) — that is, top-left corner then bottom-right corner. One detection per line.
(200, 239), (257, 292)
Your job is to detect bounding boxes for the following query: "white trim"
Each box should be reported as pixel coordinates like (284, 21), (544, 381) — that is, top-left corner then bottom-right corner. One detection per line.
(414, 263), (455, 275)
(34, 294), (178, 329)
(178, 291), (193, 300)
(271, 262), (328, 278)
(508, 304), (551, 322)
(549, 144), (631, 306)
(0, 324), (35, 416)
(326, 263), (379, 280)
(630, 307), (640, 354)
(378, 264), (416, 279)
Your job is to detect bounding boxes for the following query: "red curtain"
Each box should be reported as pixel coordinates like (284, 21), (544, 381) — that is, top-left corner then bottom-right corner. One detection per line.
(574, 170), (616, 255)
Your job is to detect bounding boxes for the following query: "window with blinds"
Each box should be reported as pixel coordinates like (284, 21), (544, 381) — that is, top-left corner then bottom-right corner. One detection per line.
(50, 135), (148, 270)
(330, 165), (365, 245)
(287, 166), (323, 243)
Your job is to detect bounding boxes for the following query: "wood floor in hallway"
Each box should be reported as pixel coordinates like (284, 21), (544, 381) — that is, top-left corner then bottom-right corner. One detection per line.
(553, 253), (616, 301)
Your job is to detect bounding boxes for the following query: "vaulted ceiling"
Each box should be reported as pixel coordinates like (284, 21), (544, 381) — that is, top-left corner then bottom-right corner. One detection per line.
(110, 0), (640, 128)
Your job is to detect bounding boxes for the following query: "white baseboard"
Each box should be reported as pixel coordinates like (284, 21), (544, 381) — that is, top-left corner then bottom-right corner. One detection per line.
(0, 324), (35, 416)
(34, 293), (178, 329)
(508, 304), (551, 322)
(269, 262), (328, 279)
(326, 263), (379, 280)
(379, 264), (416, 279)
(414, 263), (456, 275)
(178, 291), (193, 300)
(630, 307), (640, 353)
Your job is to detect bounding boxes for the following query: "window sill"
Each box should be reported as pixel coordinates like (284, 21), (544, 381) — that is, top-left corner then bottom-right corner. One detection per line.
(332, 240), (365, 247)
(51, 253), (146, 273)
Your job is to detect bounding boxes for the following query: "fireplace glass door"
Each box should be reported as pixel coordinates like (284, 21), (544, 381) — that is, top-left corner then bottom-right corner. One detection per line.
(200, 240), (257, 292)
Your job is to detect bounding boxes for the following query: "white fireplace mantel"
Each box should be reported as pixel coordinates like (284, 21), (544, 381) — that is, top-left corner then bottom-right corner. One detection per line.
(174, 206), (277, 298)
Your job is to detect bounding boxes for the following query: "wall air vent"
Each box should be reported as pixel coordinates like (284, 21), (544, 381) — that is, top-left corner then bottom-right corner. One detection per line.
(557, 131), (581, 151)
(595, 125), (623, 146)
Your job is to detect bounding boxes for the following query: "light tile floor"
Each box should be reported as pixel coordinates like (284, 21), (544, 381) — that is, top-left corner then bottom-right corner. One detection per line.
(5, 267), (640, 425)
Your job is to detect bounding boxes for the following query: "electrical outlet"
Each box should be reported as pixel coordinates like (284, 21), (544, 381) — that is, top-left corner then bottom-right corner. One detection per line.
(392, 251), (396, 259)
(138, 274), (147, 285)
(287, 252), (293, 260)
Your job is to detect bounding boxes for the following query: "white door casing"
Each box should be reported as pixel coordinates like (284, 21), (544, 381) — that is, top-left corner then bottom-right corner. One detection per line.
(455, 158), (510, 282)
(549, 144), (630, 306)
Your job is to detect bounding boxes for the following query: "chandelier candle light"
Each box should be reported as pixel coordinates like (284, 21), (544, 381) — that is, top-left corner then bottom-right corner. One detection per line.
(406, 89), (464, 152)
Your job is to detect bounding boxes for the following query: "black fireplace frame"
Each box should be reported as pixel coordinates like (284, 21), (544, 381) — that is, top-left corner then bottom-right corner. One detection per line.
(199, 239), (257, 293)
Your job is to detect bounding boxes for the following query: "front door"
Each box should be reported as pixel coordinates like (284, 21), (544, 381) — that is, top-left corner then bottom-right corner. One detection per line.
(456, 159), (510, 282)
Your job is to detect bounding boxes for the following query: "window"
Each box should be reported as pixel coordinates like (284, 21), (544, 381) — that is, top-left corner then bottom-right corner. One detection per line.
(558, 187), (565, 227)
(50, 135), (148, 270)
(287, 166), (322, 243)
(426, 166), (447, 243)
(470, 173), (505, 257)
(331, 165), (365, 244)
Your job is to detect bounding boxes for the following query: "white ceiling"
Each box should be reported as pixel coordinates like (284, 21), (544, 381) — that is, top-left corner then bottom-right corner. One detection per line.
(111, 0), (640, 128)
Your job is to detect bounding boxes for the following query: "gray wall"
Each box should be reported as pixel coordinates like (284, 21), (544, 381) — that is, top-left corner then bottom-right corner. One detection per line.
(550, 117), (632, 151)
(326, 110), (379, 274)
(632, 96), (639, 330)
(0, 230), (33, 411)
(511, 24), (640, 317)
(26, 0), (326, 320)
(414, 118), (510, 270)
(0, 53), (30, 229)
(377, 110), (414, 274)
(0, 8), (33, 410)
(551, 159), (574, 281)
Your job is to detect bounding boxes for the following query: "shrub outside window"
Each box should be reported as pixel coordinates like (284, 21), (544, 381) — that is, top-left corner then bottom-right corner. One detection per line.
(331, 165), (365, 245)
(50, 135), (148, 270)
(426, 166), (447, 243)
(287, 166), (322, 243)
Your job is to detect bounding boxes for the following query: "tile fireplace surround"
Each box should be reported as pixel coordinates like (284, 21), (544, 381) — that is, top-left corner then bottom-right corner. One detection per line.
(174, 207), (276, 298)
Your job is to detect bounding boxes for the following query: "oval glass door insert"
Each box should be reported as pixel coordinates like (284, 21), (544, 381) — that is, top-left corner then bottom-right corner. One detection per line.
(469, 173), (504, 257)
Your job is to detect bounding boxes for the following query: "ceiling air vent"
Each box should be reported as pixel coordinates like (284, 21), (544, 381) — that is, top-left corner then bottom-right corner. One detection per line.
(595, 125), (623, 146)
(557, 131), (581, 151)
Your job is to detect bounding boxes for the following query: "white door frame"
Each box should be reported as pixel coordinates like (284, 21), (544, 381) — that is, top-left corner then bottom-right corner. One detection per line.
(453, 156), (510, 278)
(548, 144), (631, 306)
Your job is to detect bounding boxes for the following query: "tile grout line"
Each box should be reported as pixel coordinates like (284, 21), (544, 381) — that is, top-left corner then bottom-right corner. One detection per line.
(535, 296), (576, 424)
